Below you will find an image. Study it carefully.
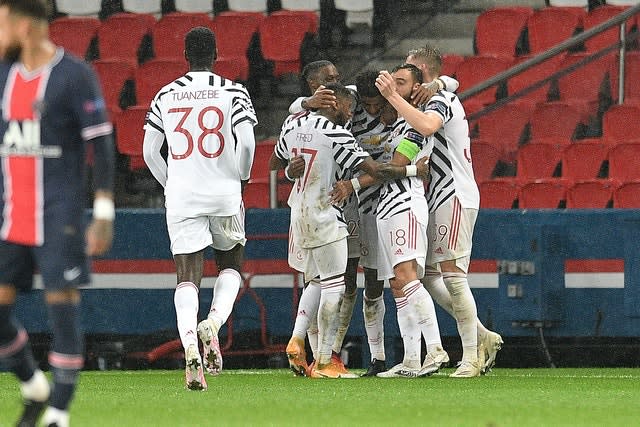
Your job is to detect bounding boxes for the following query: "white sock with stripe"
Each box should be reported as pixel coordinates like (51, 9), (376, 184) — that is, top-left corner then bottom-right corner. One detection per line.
(402, 280), (442, 354)
(174, 282), (199, 349)
(292, 282), (321, 339)
(395, 296), (421, 369)
(316, 276), (345, 366)
(207, 268), (241, 335)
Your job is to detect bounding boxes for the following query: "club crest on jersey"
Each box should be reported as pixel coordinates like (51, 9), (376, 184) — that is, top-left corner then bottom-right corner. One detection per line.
(0, 119), (61, 157)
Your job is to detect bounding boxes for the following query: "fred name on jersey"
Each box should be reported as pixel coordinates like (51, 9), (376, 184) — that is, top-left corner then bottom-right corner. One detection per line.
(0, 119), (61, 158)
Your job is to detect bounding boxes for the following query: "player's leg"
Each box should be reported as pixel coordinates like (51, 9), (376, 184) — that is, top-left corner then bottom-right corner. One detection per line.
(359, 213), (387, 376)
(0, 243), (49, 427)
(331, 256), (359, 372)
(166, 213), (210, 389)
(307, 239), (356, 378)
(361, 267), (386, 376)
(286, 280), (320, 376)
(197, 213), (246, 376)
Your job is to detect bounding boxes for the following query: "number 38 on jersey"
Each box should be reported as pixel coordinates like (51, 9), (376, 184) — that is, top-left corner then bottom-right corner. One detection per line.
(168, 106), (225, 160)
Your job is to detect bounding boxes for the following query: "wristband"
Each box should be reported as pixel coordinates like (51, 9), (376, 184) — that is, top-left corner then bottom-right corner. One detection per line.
(350, 177), (361, 191)
(93, 197), (115, 220)
(405, 165), (417, 177)
(284, 166), (295, 182)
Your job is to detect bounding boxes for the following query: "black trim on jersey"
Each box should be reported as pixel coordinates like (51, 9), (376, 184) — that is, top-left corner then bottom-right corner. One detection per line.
(352, 116), (382, 138)
(233, 115), (256, 128)
(175, 79), (186, 87)
(146, 119), (164, 134)
(156, 87), (175, 103)
(184, 74), (193, 81)
(209, 75), (214, 86)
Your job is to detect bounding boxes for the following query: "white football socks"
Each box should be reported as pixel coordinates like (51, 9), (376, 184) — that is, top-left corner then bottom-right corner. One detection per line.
(20, 369), (49, 402)
(174, 282), (199, 349)
(443, 272), (478, 363)
(207, 268), (241, 335)
(402, 280), (443, 354)
(395, 296), (421, 369)
(316, 276), (345, 366)
(363, 294), (385, 361)
(291, 282), (321, 339)
(332, 290), (357, 354)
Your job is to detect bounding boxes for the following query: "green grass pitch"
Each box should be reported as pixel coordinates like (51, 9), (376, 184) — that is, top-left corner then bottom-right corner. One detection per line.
(2, 368), (639, 426)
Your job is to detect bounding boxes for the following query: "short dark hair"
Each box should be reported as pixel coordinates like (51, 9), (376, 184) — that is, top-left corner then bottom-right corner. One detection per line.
(407, 45), (442, 76)
(185, 26), (216, 67)
(323, 82), (354, 101)
(0, 0), (49, 21)
(355, 70), (381, 98)
(302, 60), (334, 83)
(392, 63), (424, 84)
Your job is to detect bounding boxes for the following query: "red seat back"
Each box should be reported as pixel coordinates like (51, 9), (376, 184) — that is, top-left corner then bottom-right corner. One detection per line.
(562, 140), (608, 180)
(479, 180), (520, 209)
(475, 7), (534, 57)
(566, 179), (616, 208)
(152, 13), (212, 60)
(134, 59), (188, 106)
(518, 179), (567, 209)
(50, 17), (100, 60)
(98, 13), (156, 64)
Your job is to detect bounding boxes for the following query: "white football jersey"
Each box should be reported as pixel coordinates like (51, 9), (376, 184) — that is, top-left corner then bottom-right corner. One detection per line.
(422, 91), (479, 211)
(275, 112), (369, 249)
(145, 72), (257, 216)
(376, 118), (429, 223)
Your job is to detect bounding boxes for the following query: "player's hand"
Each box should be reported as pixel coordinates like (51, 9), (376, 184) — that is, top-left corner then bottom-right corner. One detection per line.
(286, 155), (305, 179)
(304, 85), (336, 110)
(375, 71), (396, 99)
(415, 156), (430, 180)
(86, 219), (113, 256)
(329, 180), (354, 205)
(411, 80), (440, 106)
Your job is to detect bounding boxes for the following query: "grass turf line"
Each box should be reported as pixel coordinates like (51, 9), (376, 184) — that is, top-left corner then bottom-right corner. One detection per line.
(1, 368), (639, 426)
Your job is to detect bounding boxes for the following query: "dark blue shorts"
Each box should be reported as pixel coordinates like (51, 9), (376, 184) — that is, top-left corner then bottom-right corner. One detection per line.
(0, 221), (90, 291)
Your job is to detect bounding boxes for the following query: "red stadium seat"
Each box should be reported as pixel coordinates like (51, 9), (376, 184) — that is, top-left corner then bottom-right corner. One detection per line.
(529, 101), (584, 141)
(98, 13), (156, 65)
(210, 13), (262, 81)
(516, 141), (564, 181)
(259, 13), (312, 77)
(270, 9), (319, 34)
(527, 7), (584, 54)
(49, 17), (100, 60)
(623, 52), (640, 103)
(244, 179), (271, 208)
(507, 55), (559, 104)
(557, 53), (618, 110)
(602, 104), (640, 145)
(134, 59), (188, 106)
(474, 7), (534, 58)
(471, 139), (501, 182)
(474, 102), (531, 162)
(613, 181), (640, 208)
(260, 16), (310, 76)
(518, 179), (567, 208)
(213, 56), (244, 81)
(562, 140), (608, 180)
(456, 55), (513, 105)
(152, 13), (213, 60)
(441, 54), (465, 78)
(583, 5), (634, 53)
(608, 142), (640, 182)
(479, 179), (520, 209)
(93, 59), (135, 112)
(566, 179), (616, 208)
(251, 139), (277, 180)
(114, 106), (148, 171)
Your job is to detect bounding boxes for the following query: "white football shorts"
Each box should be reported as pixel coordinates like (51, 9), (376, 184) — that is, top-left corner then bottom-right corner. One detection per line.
(166, 209), (246, 255)
(426, 196), (478, 273)
(376, 210), (427, 281)
(288, 236), (348, 281)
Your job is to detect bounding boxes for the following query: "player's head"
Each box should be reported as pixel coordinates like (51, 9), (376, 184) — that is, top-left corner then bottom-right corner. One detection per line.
(406, 44), (442, 83)
(355, 70), (387, 118)
(301, 60), (340, 94)
(320, 82), (354, 127)
(0, 0), (50, 62)
(391, 63), (423, 102)
(184, 26), (216, 71)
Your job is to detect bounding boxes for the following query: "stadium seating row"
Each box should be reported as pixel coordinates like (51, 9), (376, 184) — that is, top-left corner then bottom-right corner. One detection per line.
(474, 5), (638, 59)
(479, 178), (640, 209)
(469, 101), (640, 165)
(474, 139), (640, 183)
(50, 11), (317, 83)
